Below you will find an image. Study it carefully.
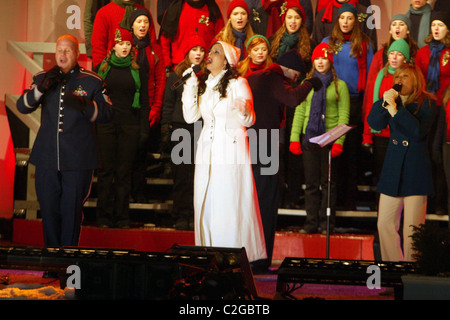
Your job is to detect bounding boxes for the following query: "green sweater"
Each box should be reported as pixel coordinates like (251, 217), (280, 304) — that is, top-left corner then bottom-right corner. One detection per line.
(290, 78), (350, 146)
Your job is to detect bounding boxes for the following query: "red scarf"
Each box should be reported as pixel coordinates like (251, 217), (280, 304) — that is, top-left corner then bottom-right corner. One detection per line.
(322, 0), (358, 23)
(343, 33), (367, 92)
(245, 61), (267, 77)
(264, 0), (285, 38)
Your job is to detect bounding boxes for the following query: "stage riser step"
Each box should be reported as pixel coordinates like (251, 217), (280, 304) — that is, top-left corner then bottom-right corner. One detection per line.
(14, 200), (449, 222)
(11, 219), (374, 262)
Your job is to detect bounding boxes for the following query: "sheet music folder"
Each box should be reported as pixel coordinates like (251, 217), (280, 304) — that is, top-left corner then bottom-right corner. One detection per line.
(309, 124), (355, 148)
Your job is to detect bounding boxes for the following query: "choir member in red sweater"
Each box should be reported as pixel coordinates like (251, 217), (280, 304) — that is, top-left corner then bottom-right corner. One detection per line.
(159, 0), (224, 71)
(91, 0), (157, 68)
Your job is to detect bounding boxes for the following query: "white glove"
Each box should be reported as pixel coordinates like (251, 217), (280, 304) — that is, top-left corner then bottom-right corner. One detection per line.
(182, 66), (198, 86)
(234, 97), (249, 116)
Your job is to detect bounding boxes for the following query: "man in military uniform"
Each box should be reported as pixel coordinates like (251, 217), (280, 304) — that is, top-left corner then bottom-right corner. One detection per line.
(17, 35), (113, 248)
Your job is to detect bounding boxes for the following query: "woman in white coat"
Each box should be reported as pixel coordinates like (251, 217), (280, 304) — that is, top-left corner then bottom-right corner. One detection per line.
(182, 41), (267, 263)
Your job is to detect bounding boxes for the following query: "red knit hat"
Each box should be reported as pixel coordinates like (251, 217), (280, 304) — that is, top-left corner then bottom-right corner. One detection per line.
(282, 0), (306, 24)
(226, 0), (250, 18)
(114, 28), (133, 44)
(312, 42), (334, 64)
(183, 34), (207, 57)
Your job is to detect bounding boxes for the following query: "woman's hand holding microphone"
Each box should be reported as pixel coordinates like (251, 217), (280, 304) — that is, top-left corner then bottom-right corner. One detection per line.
(383, 88), (399, 117)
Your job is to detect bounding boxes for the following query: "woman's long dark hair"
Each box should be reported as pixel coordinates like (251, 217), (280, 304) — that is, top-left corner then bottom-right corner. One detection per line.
(269, 7), (312, 62)
(328, 13), (372, 57)
(198, 62), (240, 99)
(174, 51), (207, 77)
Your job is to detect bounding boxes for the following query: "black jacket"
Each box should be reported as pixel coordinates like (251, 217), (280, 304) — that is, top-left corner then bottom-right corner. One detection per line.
(17, 64), (113, 171)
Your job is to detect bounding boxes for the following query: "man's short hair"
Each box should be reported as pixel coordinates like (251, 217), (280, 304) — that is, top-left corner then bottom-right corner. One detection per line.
(57, 34), (80, 51)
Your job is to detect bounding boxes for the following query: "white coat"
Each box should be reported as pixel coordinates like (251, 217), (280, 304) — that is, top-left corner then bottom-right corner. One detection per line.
(182, 70), (267, 262)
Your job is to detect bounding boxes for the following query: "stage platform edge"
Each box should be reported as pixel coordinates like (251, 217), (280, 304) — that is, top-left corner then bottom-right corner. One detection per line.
(11, 218), (374, 262)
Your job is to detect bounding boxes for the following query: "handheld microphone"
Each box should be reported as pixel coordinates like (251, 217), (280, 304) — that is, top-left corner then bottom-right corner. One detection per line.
(383, 83), (402, 107)
(171, 65), (201, 90)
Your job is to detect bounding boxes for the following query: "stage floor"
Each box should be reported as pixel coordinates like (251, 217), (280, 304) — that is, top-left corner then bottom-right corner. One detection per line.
(0, 255), (393, 301)
(0, 218), (391, 301)
(0, 267), (393, 301)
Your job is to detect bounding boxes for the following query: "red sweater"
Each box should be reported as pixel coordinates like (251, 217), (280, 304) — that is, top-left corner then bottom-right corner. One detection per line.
(159, 2), (224, 69)
(91, 3), (157, 67)
(416, 45), (450, 106)
(362, 72), (392, 145)
(138, 43), (167, 123)
(362, 49), (384, 119)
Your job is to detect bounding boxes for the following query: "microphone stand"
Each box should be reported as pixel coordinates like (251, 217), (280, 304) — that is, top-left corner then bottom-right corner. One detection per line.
(309, 124), (354, 259)
(326, 147), (331, 259)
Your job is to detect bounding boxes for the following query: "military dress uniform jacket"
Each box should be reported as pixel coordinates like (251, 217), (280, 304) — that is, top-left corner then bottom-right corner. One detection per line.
(367, 97), (435, 197)
(17, 64), (113, 171)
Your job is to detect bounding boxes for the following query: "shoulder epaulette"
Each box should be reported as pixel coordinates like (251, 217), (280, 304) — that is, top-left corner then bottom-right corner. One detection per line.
(79, 67), (104, 81)
(33, 70), (46, 78)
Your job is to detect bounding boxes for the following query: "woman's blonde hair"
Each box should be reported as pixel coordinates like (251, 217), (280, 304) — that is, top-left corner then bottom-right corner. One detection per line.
(394, 63), (436, 110)
(237, 36), (272, 76)
(269, 7), (311, 61)
(215, 17), (255, 46)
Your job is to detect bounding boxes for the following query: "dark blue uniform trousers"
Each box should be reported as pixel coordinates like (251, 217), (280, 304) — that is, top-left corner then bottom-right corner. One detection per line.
(35, 167), (93, 247)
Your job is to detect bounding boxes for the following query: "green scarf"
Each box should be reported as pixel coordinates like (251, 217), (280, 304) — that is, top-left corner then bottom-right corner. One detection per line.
(406, 3), (431, 48)
(112, 0), (137, 30)
(373, 65), (395, 104)
(371, 65), (395, 133)
(277, 32), (299, 60)
(98, 53), (141, 108)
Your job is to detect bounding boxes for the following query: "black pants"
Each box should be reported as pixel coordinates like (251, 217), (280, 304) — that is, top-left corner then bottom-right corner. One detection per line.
(442, 144), (450, 227)
(279, 110), (305, 207)
(35, 167), (93, 247)
(131, 115), (151, 201)
(302, 146), (338, 232)
(337, 95), (363, 209)
(252, 163), (279, 265)
(251, 130), (280, 265)
(96, 122), (140, 227)
(171, 123), (196, 220)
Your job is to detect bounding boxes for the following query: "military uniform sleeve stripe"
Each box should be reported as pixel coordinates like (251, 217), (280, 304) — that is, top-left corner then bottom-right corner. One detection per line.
(89, 100), (98, 122)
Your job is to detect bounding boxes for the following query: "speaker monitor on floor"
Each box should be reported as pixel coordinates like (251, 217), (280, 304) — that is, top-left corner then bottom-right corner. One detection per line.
(276, 257), (418, 299)
(0, 245), (258, 299)
(75, 246), (257, 300)
(73, 248), (217, 300)
(169, 245), (258, 300)
(76, 258), (180, 300)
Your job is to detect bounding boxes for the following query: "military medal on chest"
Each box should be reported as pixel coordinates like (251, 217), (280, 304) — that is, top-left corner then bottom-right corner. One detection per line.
(74, 85), (87, 97)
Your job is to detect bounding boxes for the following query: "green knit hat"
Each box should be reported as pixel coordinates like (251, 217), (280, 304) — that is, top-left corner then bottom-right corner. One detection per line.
(390, 14), (411, 31)
(388, 38), (410, 61)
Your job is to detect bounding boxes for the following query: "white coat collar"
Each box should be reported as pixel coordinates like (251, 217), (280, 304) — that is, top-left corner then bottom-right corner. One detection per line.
(205, 70), (227, 88)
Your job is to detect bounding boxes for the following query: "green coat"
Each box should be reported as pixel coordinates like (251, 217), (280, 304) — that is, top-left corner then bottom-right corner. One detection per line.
(290, 78), (350, 146)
